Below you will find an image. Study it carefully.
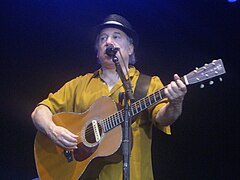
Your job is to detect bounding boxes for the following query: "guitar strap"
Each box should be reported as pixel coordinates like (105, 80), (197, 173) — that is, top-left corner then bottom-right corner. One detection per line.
(134, 73), (151, 101)
(118, 73), (151, 104)
(133, 73), (152, 120)
(118, 73), (151, 120)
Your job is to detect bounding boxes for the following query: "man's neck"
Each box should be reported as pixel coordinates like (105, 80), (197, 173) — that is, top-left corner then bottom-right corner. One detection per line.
(101, 66), (129, 78)
(100, 67), (129, 90)
(101, 68), (119, 83)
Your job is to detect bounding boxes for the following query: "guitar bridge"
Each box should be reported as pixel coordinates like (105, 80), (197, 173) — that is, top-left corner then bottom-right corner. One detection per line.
(64, 150), (73, 162)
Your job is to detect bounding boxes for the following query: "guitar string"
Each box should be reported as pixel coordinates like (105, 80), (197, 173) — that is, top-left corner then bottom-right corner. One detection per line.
(72, 110), (118, 138)
(74, 89), (165, 138)
(78, 88), (165, 138)
(76, 110), (124, 138)
(75, 98), (148, 137)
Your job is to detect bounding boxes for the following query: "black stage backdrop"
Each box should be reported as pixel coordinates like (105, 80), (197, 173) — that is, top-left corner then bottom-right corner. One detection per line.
(1, 1), (239, 179)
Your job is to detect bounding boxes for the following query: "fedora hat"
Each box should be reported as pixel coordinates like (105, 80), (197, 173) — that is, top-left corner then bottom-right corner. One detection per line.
(95, 14), (138, 47)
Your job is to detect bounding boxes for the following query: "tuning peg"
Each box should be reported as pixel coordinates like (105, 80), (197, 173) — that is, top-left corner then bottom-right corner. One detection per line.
(194, 67), (198, 73)
(209, 80), (214, 85)
(219, 77), (223, 82)
(200, 84), (205, 89)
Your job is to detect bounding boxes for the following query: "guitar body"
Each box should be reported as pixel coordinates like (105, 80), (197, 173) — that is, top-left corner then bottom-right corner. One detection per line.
(34, 97), (123, 180)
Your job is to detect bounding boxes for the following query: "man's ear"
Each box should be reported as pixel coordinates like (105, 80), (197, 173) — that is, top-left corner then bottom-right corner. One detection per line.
(128, 44), (134, 55)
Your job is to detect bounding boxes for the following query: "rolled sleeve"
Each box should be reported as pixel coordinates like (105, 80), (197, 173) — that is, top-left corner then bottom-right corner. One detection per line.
(38, 77), (80, 114)
(148, 76), (171, 135)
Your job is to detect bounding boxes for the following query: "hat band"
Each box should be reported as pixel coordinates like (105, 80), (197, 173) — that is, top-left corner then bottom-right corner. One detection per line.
(103, 21), (124, 27)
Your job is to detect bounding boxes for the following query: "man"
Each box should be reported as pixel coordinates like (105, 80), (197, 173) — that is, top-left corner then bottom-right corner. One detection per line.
(32, 14), (187, 179)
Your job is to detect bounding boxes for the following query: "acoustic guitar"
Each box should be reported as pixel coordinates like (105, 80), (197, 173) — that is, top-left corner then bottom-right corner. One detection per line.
(34, 59), (226, 179)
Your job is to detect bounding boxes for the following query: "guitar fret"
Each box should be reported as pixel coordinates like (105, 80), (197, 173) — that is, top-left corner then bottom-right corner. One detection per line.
(142, 100), (145, 109)
(140, 104), (143, 111)
(115, 114), (118, 126)
(153, 94), (157, 103)
(133, 108), (137, 115)
(134, 102), (137, 112)
(102, 120), (106, 132)
(153, 94), (156, 103)
(104, 120), (108, 132)
(149, 95), (153, 104)
(112, 115), (116, 127)
(161, 89), (165, 99)
(134, 103), (138, 114)
(105, 121), (108, 132)
(131, 107), (135, 116)
(137, 101), (142, 111)
(112, 116), (115, 127)
(136, 103), (139, 113)
(120, 110), (124, 123)
(107, 118), (110, 130)
(109, 117), (113, 128)
(148, 96), (152, 106)
(158, 90), (162, 100)
(101, 120), (104, 132)
(118, 112), (122, 124)
(116, 113), (120, 125)
(144, 98), (147, 106)
(155, 94), (159, 102)
(117, 114), (120, 124)
(114, 114), (118, 126)
(144, 98), (147, 107)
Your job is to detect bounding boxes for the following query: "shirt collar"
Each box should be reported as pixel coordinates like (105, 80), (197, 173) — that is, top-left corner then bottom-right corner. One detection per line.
(92, 66), (137, 79)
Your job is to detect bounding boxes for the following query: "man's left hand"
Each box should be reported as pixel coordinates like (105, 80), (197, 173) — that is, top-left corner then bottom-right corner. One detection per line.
(164, 74), (187, 105)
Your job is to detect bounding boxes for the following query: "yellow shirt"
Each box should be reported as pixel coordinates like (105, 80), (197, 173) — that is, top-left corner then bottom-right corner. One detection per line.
(39, 66), (170, 180)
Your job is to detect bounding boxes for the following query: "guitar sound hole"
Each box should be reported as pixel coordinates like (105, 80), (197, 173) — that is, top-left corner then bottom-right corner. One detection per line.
(85, 122), (102, 143)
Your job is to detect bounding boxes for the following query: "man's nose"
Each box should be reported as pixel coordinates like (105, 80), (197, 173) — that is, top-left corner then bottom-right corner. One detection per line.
(106, 36), (114, 45)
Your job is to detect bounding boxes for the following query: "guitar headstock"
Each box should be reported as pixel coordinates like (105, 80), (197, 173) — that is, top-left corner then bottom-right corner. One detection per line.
(183, 59), (226, 85)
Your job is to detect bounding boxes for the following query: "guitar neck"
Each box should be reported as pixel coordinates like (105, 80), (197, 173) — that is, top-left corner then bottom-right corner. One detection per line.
(130, 76), (188, 117)
(101, 86), (169, 133)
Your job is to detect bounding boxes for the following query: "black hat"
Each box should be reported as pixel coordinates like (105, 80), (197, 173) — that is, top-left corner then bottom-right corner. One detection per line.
(95, 14), (138, 47)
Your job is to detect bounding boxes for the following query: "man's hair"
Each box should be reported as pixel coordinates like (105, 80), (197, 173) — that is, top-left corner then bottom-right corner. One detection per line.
(95, 34), (136, 65)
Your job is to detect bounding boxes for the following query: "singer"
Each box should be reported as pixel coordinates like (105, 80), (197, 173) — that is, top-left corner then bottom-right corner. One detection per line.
(31, 14), (187, 180)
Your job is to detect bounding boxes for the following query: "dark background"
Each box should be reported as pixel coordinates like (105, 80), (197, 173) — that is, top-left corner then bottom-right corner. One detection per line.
(1, 0), (239, 179)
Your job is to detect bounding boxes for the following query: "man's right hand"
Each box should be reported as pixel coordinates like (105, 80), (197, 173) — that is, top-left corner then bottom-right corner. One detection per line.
(32, 105), (78, 150)
(47, 125), (79, 150)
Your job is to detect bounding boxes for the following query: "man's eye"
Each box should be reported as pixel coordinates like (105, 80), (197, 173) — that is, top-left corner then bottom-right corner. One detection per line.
(113, 35), (121, 39)
(100, 36), (107, 42)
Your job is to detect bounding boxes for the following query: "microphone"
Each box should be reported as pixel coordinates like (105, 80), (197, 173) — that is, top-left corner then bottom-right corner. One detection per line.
(105, 45), (119, 57)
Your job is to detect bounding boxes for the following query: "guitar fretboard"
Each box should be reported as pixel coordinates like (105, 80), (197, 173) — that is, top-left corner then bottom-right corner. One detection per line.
(101, 88), (167, 132)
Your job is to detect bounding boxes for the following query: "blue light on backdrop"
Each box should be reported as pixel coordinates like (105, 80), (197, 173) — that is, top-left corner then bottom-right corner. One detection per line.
(228, 0), (237, 3)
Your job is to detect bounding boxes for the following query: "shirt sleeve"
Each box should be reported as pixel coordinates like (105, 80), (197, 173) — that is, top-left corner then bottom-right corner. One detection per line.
(147, 76), (171, 135)
(38, 76), (80, 114)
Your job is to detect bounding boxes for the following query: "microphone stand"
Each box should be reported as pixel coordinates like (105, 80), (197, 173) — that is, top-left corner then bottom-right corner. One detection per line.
(111, 55), (135, 180)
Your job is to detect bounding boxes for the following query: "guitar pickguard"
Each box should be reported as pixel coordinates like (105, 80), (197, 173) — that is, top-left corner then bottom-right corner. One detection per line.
(74, 142), (98, 161)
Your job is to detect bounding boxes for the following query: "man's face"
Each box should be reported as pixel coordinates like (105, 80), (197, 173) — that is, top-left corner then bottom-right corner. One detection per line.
(96, 28), (134, 70)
